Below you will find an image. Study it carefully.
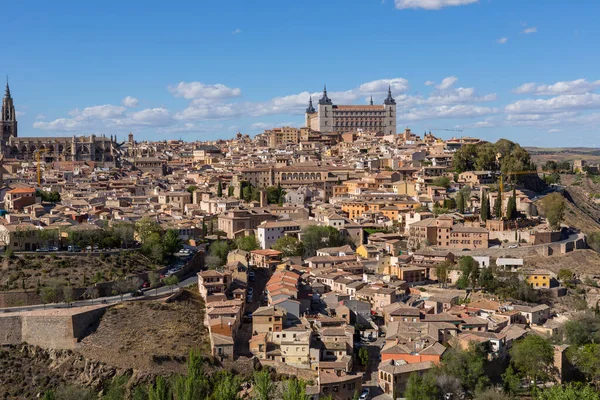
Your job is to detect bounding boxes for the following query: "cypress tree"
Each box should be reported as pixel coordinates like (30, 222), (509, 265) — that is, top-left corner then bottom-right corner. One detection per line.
(481, 192), (489, 222)
(217, 178), (223, 197)
(457, 192), (465, 214)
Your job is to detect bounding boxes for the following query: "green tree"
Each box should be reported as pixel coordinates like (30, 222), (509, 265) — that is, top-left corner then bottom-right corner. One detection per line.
(494, 187), (503, 219)
(42, 391), (56, 400)
(570, 343), (600, 383)
(163, 229), (183, 256)
(253, 369), (275, 400)
(186, 185), (198, 194)
(228, 185), (234, 197)
(209, 241), (230, 265)
(272, 236), (304, 257)
(103, 375), (129, 400)
(148, 376), (170, 400)
(135, 217), (163, 244)
(481, 192), (490, 222)
(557, 269), (573, 284)
(542, 193), (565, 231)
(163, 275), (180, 293)
(404, 371), (440, 400)
(40, 285), (58, 309)
(537, 383), (600, 400)
(281, 378), (309, 400)
(436, 260), (451, 288)
(63, 285), (76, 306)
(563, 314), (600, 346)
(433, 176), (451, 189)
(506, 188), (517, 220)
(457, 256), (480, 291)
(217, 179), (223, 197)
(358, 347), (369, 366)
(235, 235), (260, 252)
(510, 335), (554, 384)
(301, 225), (348, 257)
(211, 371), (241, 400)
(501, 365), (520, 396)
(457, 190), (466, 213)
(440, 343), (489, 394)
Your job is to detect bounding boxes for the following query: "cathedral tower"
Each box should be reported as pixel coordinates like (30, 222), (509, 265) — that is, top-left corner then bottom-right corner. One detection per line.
(1, 78), (17, 144)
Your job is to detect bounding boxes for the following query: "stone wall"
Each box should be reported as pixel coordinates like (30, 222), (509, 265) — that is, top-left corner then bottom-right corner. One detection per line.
(0, 305), (108, 349)
(0, 315), (22, 345)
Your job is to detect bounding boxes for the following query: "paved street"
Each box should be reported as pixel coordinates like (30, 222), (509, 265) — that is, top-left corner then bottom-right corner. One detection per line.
(0, 275), (198, 313)
(234, 267), (270, 357)
(361, 335), (387, 399)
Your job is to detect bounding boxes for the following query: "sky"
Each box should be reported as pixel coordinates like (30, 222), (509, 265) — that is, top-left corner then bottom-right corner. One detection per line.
(2, 0), (600, 147)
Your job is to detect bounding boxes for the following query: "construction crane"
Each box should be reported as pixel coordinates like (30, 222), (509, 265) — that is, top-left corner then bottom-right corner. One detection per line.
(428, 128), (464, 132)
(35, 148), (49, 186)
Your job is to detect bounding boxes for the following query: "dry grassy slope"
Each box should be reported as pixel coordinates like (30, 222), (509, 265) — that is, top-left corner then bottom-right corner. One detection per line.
(526, 250), (600, 276)
(535, 175), (600, 236)
(560, 175), (600, 235)
(77, 290), (209, 375)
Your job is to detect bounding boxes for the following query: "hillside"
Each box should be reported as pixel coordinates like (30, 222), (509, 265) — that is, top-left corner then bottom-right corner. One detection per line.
(77, 290), (209, 375)
(560, 174), (600, 235)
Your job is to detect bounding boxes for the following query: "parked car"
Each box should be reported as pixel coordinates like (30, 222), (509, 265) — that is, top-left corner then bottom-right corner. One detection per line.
(48, 246), (59, 252)
(248, 271), (255, 282)
(508, 244), (519, 249)
(246, 294), (253, 303)
(142, 281), (150, 288)
(243, 312), (253, 323)
(247, 287), (254, 295)
(359, 388), (370, 400)
(36, 247), (49, 252)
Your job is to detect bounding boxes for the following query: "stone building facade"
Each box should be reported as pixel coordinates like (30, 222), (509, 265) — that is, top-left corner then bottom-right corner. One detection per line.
(305, 86), (397, 135)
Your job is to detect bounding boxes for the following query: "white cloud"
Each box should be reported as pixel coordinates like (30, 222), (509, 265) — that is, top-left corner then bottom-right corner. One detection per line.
(33, 118), (84, 131)
(232, 28), (242, 35)
(497, 37), (508, 44)
(436, 76), (458, 90)
(71, 104), (126, 119)
(424, 80), (435, 86)
(523, 27), (537, 34)
(548, 129), (561, 133)
(359, 78), (409, 94)
(513, 79), (600, 96)
(399, 104), (497, 121)
(394, 0), (478, 10)
(35, 114), (46, 120)
(505, 93), (600, 114)
(122, 96), (139, 107)
(15, 111), (25, 117)
(169, 82), (242, 100)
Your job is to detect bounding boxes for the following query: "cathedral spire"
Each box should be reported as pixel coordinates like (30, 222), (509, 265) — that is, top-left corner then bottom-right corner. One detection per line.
(384, 84), (396, 105)
(370, 96), (373, 106)
(306, 96), (316, 113)
(5, 76), (11, 98)
(319, 84), (332, 105)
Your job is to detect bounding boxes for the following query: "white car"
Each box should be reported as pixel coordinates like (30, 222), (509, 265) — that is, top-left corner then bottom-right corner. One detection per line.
(508, 244), (518, 249)
(359, 388), (370, 400)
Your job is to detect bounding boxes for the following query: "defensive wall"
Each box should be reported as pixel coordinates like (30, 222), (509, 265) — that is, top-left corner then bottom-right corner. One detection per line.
(0, 304), (108, 349)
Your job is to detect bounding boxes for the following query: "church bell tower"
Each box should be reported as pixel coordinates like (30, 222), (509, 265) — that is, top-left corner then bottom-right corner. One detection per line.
(1, 77), (17, 145)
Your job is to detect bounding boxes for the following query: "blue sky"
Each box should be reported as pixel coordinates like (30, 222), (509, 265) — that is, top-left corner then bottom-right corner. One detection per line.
(3, 0), (600, 146)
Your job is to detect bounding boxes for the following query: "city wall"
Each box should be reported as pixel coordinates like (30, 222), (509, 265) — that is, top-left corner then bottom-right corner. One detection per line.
(0, 305), (107, 349)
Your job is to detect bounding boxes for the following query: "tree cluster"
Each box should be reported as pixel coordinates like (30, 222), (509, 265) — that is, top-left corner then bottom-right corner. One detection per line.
(301, 225), (350, 257)
(36, 190), (61, 203)
(135, 217), (183, 263)
(453, 139), (534, 176)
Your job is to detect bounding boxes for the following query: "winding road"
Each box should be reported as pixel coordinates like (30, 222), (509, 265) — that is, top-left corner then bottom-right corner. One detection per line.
(0, 275), (198, 313)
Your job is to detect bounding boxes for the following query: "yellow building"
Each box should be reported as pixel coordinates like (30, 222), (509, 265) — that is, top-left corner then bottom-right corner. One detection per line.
(523, 269), (552, 289)
(342, 201), (369, 219)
